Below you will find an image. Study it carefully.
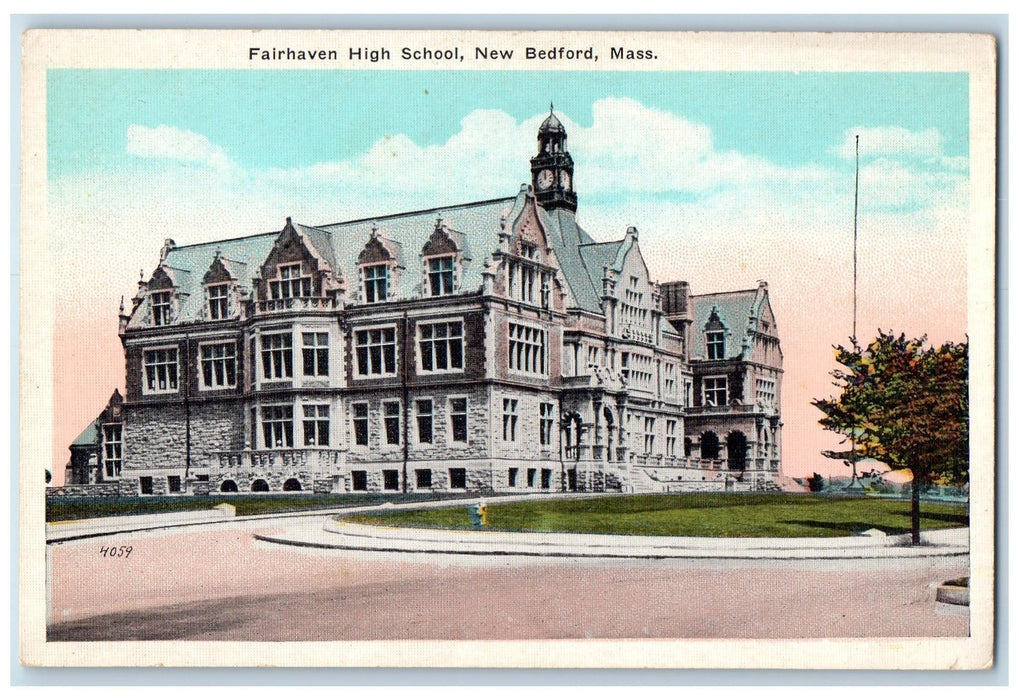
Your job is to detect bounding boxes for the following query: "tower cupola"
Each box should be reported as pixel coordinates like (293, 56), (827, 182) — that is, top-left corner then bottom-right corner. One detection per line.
(530, 104), (578, 212)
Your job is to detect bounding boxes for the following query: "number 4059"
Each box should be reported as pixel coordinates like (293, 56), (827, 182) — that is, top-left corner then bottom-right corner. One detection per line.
(98, 546), (132, 558)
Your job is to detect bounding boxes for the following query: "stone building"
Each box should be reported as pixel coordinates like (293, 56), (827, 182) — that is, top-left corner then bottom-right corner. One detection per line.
(82, 109), (783, 495)
(64, 389), (124, 486)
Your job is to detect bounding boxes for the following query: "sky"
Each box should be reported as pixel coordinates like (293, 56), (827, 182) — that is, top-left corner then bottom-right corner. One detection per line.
(45, 69), (970, 480)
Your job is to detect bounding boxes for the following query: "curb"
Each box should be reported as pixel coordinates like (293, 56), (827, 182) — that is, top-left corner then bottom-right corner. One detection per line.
(253, 522), (971, 561)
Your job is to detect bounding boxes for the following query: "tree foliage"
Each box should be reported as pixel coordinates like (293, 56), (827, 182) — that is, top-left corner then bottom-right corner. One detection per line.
(813, 331), (969, 487)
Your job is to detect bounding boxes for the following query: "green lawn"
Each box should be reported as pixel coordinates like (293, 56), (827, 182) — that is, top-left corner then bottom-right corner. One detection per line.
(46, 492), (447, 522)
(347, 493), (969, 538)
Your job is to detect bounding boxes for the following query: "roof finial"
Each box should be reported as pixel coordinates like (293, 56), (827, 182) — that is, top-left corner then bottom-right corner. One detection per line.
(550, 101), (554, 114)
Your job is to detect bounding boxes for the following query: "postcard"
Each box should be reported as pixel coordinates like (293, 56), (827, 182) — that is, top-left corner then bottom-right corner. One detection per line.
(19, 29), (996, 669)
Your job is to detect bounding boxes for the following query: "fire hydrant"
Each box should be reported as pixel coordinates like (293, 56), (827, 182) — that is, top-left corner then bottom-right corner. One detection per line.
(469, 502), (488, 527)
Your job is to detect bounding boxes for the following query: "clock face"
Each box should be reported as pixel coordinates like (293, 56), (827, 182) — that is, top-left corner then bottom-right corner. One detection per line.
(560, 170), (571, 189)
(537, 169), (554, 190)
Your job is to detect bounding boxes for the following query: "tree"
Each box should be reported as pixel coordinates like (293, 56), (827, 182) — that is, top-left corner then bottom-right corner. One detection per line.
(813, 332), (968, 544)
(806, 472), (825, 492)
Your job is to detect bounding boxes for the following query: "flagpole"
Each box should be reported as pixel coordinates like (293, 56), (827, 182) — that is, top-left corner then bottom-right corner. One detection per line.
(849, 133), (861, 490)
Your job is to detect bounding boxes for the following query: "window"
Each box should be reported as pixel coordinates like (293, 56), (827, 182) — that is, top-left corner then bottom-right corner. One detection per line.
(416, 399), (433, 444)
(507, 468), (518, 487)
(303, 404), (330, 446)
(415, 469), (432, 488)
(139, 476), (153, 495)
(664, 363), (677, 397)
(503, 398), (518, 441)
(302, 332), (329, 377)
(449, 468), (467, 489)
(207, 284), (229, 320)
(541, 468), (552, 489)
(756, 378), (776, 408)
(102, 424), (122, 478)
(704, 376), (728, 407)
(200, 343), (237, 389)
(520, 242), (538, 260)
(270, 263), (311, 299)
(352, 403), (369, 446)
(363, 264), (389, 303)
(527, 468), (537, 487)
(262, 405), (294, 448)
(508, 323), (546, 375)
(383, 470), (400, 491)
(168, 475), (182, 493)
(151, 291), (172, 326)
(428, 256), (455, 296)
(666, 420), (677, 457)
(621, 352), (652, 389)
(261, 333), (293, 380)
(706, 331), (725, 360)
(383, 400), (401, 445)
(351, 471), (368, 491)
(508, 261), (537, 303)
(520, 265), (536, 302)
(449, 398), (468, 443)
(418, 321), (464, 372)
(355, 327), (397, 376)
(539, 402), (554, 446)
(143, 348), (179, 393)
(248, 338), (257, 389)
(644, 417), (656, 454)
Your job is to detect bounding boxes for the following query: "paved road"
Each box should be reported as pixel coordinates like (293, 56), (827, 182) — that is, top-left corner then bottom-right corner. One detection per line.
(46, 516), (968, 641)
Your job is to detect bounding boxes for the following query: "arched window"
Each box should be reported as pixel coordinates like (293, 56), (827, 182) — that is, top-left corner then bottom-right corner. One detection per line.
(283, 478), (302, 492)
(220, 479), (238, 493)
(251, 478), (270, 492)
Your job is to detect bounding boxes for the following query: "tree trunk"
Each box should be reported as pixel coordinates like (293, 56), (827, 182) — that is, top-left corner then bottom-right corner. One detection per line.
(910, 473), (921, 545)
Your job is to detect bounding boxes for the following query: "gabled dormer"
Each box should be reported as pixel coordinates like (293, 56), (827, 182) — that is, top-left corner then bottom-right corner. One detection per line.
(202, 251), (246, 321)
(421, 218), (466, 297)
(703, 307), (730, 360)
(357, 224), (403, 304)
(254, 218), (339, 309)
(498, 196), (566, 312)
(140, 265), (189, 328)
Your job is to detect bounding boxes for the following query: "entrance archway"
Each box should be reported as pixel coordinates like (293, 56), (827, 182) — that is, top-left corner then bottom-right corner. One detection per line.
(251, 478), (270, 492)
(283, 478), (302, 492)
(220, 479), (238, 493)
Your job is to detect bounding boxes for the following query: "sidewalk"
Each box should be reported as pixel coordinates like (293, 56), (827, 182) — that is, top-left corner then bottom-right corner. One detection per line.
(255, 519), (970, 560)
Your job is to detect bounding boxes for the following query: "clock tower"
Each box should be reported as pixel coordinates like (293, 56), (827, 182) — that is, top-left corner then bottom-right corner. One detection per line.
(530, 105), (578, 212)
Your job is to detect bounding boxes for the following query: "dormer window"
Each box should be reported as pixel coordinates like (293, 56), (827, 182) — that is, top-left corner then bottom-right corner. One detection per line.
(270, 263), (311, 299)
(151, 292), (173, 326)
(207, 284), (229, 320)
(427, 256), (455, 296)
(364, 264), (389, 303)
(706, 331), (725, 360)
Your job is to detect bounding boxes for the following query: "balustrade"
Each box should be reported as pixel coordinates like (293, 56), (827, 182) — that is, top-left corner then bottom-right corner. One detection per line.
(253, 297), (336, 315)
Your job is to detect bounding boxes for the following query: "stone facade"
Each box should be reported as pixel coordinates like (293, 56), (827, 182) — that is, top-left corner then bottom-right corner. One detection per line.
(74, 108), (783, 496)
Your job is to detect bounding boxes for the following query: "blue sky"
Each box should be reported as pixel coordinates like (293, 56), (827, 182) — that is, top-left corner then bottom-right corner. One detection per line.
(47, 69), (971, 475)
(48, 69), (968, 176)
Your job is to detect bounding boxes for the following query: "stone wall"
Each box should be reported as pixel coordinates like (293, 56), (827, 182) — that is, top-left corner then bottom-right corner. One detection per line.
(346, 384), (492, 464)
(123, 400), (245, 474)
(46, 482), (124, 498)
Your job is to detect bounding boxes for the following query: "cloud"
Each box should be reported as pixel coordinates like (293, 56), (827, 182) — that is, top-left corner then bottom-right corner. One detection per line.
(834, 126), (945, 160)
(126, 124), (234, 172)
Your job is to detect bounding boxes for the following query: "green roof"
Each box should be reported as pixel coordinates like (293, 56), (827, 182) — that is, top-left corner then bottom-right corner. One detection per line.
(127, 187), (632, 325)
(70, 418), (101, 448)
